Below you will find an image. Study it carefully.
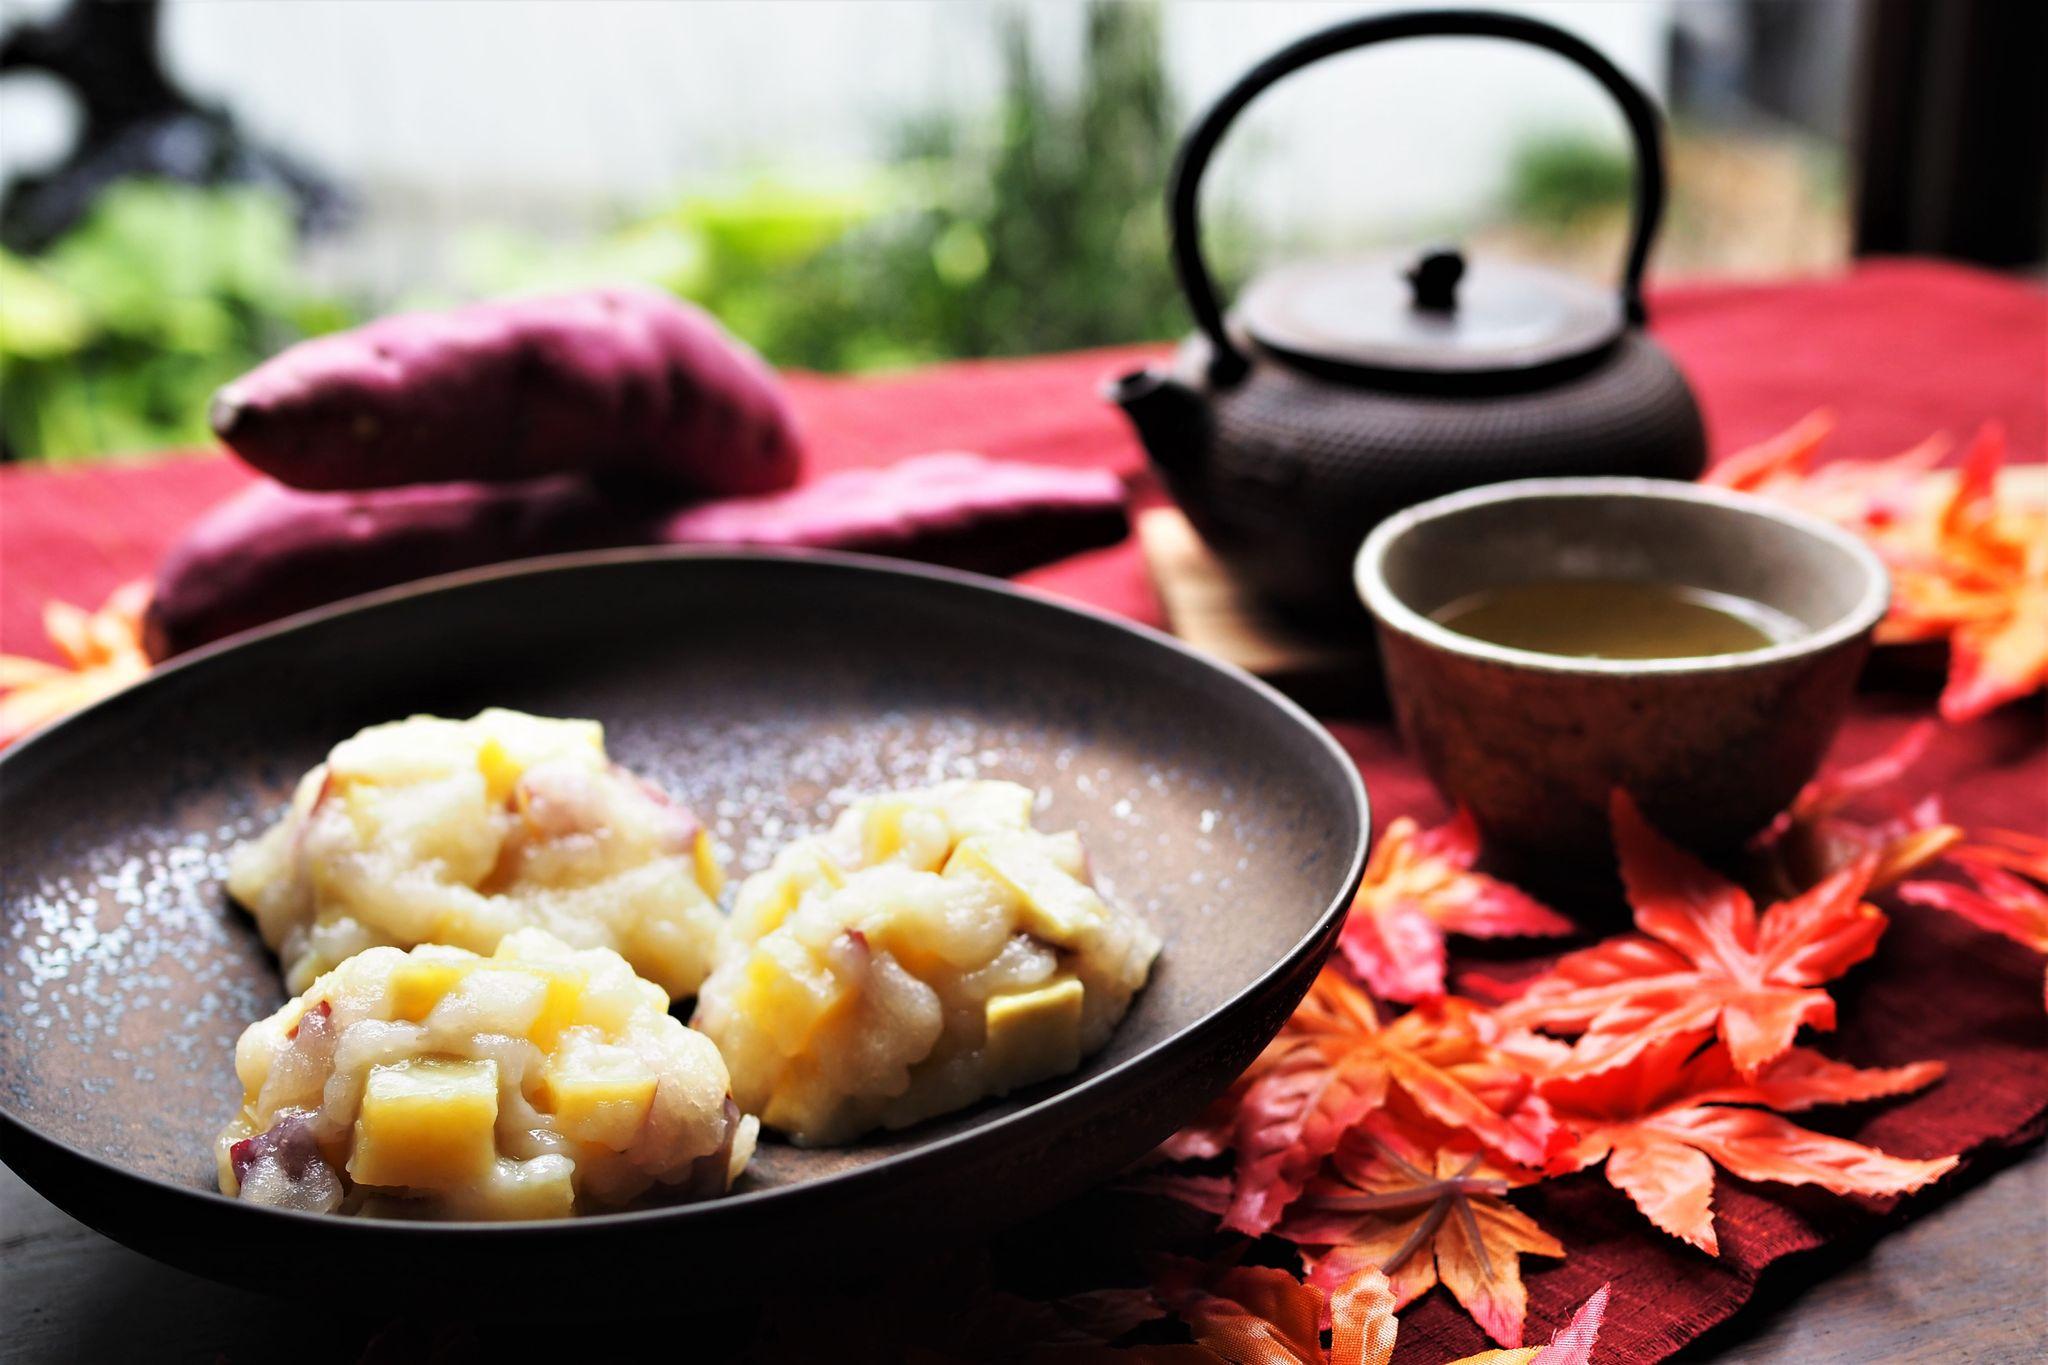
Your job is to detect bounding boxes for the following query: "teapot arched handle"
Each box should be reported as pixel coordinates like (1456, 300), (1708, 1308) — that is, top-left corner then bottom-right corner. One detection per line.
(1170, 9), (1668, 384)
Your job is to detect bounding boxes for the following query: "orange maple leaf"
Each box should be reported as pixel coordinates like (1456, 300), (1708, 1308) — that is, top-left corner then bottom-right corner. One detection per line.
(1891, 425), (2048, 721)
(1118, 1260), (1607, 1365)
(1131, 1258), (1374, 1364)
(1284, 1116), (1563, 1349)
(1171, 973), (1561, 1235)
(1750, 722), (1962, 895)
(1711, 414), (2048, 722)
(1900, 851), (2048, 1012)
(1540, 1031), (1955, 1255)
(1339, 811), (1574, 1004)
(1945, 827), (2048, 883)
(0, 581), (153, 747)
(1704, 408), (1949, 531)
(1139, 1110), (1561, 1350)
(1494, 792), (1887, 1079)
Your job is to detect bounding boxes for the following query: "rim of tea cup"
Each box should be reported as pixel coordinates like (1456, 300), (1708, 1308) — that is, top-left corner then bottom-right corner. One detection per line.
(1355, 477), (1892, 677)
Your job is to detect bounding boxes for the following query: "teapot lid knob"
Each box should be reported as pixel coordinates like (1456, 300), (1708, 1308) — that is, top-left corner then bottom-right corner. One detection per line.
(1406, 248), (1464, 313)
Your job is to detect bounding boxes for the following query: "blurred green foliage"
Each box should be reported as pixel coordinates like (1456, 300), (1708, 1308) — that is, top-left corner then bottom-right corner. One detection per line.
(3, 2), (1196, 461)
(0, 180), (353, 461)
(1505, 130), (1634, 230)
(461, 1), (1192, 372)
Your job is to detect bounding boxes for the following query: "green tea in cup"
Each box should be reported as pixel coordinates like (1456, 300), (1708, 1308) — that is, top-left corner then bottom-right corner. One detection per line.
(1429, 579), (1802, 661)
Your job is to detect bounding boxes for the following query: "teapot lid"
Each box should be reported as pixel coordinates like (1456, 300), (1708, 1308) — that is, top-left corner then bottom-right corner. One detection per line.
(1237, 247), (1625, 381)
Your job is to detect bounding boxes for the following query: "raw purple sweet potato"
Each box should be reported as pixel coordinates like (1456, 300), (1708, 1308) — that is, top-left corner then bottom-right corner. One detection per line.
(145, 455), (1128, 659)
(209, 287), (802, 496)
(142, 477), (663, 659)
(658, 453), (1129, 575)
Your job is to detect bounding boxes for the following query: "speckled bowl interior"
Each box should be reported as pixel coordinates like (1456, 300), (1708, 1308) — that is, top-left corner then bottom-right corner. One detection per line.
(0, 550), (1365, 1297)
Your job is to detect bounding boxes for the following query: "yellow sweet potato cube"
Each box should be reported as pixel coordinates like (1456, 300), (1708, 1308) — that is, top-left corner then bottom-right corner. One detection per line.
(748, 846), (844, 938)
(693, 828), (726, 899)
(985, 975), (1085, 1090)
(572, 985), (644, 1040)
(861, 798), (913, 865)
(349, 1057), (500, 1190)
(947, 835), (1104, 946)
(542, 1045), (660, 1149)
(740, 945), (847, 1056)
(476, 738), (522, 805)
(521, 969), (585, 1050)
(387, 959), (469, 1022)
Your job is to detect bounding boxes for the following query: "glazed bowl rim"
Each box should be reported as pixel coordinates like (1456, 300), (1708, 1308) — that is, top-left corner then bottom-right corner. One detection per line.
(1354, 476), (1891, 677)
(0, 545), (1370, 1240)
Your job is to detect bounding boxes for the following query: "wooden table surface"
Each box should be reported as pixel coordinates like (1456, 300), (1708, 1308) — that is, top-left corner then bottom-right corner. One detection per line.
(5, 1146), (2041, 1363)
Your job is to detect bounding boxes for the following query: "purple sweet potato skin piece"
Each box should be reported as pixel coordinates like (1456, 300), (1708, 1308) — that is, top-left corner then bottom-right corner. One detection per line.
(209, 287), (803, 496)
(142, 477), (665, 659)
(144, 455), (1128, 659)
(661, 452), (1130, 576)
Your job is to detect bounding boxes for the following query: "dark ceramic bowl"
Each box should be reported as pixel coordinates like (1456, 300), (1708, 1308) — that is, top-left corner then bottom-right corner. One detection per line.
(1355, 477), (1887, 861)
(0, 550), (1367, 1302)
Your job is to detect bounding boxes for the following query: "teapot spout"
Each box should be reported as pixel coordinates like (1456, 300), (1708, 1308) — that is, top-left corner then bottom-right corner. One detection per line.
(1105, 366), (1209, 478)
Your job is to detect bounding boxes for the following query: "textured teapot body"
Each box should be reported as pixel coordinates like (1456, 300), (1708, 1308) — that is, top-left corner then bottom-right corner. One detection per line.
(1117, 9), (1709, 618)
(1123, 331), (1706, 617)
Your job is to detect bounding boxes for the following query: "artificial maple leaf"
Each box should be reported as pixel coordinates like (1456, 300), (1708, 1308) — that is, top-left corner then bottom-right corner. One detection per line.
(1704, 408), (1949, 530)
(1138, 1113), (1560, 1349)
(1889, 425), (2048, 721)
(1750, 722), (1961, 896)
(1338, 811), (1574, 1003)
(1541, 1031), (1956, 1255)
(1468, 1282), (1609, 1365)
(1119, 1261), (1606, 1365)
(0, 580), (152, 747)
(1494, 792), (1887, 1079)
(1133, 1257), (1372, 1365)
(1713, 413), (2048, 721)
(1281, 1115), (1563, 1349)
(1944, 827), (2048, 883)
(1900, 858), (2048, 1012)
(1180, 971), (1560, 1235)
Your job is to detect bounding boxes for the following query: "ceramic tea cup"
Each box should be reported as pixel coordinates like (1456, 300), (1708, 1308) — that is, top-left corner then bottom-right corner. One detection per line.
(1355, 477), (1889, 862)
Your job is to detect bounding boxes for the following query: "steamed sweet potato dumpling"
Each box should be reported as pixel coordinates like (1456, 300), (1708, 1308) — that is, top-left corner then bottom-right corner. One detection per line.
(228, 709), (727, 998)
(693, 781), (1161, 1145)
(216, 929), (756, 1218)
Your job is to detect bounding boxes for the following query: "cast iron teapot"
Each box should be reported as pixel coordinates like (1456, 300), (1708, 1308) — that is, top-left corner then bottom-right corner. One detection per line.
(1111, 9), (1707, 617)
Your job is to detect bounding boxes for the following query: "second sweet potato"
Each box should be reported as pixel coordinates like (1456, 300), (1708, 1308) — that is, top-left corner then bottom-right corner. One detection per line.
(145, 455), (1128, 658)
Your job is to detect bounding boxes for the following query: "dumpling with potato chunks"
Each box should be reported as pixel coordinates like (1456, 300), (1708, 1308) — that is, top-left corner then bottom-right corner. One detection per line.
(227, 708), (728, 998)
(216, 929), (755, 1219)
(692, 781), (1160, 1145)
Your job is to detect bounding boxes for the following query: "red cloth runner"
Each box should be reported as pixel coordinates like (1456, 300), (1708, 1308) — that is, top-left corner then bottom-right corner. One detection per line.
(2, 258), (2044, 1359)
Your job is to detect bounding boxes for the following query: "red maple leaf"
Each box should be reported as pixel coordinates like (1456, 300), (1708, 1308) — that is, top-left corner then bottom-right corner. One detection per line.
(1890, 425), (2048, 721)
(1705, 408), (1949, 532)
(1712, 414), (2048, 722)
(0, 580), (152, 748)
(1139, 1109), (1563, 1350)
(1338, 811), (1573, 1004)
(1540, 1031), (1955, 1255)
(1116, 1258), (1607, 1365)
(1166, 972), (1560, 1235)
(1286, 1116), (1563, 1348)
(1750, 721), (1962, 895)
(1900, 850), (2048, 1012)
(1128, 1257), (1379, 1364)
(1945, 827), (2048, 883)
(1494, 792), (1887, 1079)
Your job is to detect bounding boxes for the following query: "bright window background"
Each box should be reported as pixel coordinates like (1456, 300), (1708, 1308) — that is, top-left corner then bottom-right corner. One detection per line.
(0, 0), (1858, 460)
